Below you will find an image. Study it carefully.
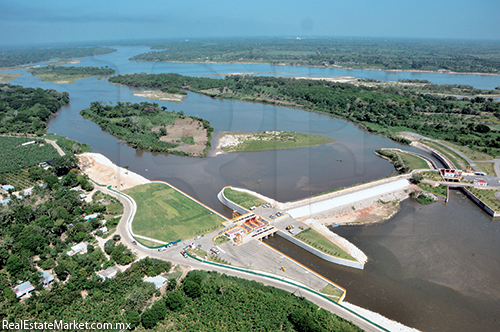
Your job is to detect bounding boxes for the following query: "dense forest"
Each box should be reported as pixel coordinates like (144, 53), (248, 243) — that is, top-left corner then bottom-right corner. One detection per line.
(0, 84), (69, 134)
(28, 66), (116, 82)
(80, 101), (214, 157)
(0, 47), (116, 68)
(110, 73), (500, 156)
(130, 38), (500, 74)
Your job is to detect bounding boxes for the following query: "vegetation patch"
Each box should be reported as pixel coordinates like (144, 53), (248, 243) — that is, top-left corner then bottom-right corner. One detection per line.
(294, 228), (354, 260)
(0, 72), (22, 83)
(436, 140), (494, 161)
(0, 83), (69, 135)
(0, 136), (60, 173)
(28, 65), (115, 84)
(321, 284), (344, 301)
(0, 46), (116, 68)
(418, 183), (447, 198)
(80, 102), (213, 157)
(475, 162), (496, 175)
(218, 131), (335, 153)
(376, 149), (430, 173)
(223, 187), (266, 209)
(125, 182), (225, 243)
(214, 234), (230, 245)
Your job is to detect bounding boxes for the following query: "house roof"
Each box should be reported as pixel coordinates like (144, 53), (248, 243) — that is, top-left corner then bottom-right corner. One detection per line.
(97, 266), (120, 279)
(84, 213), (99, 220)
(1, 185), (14, 191)
(71, 242), (87, 252)
(39, 271), (54, 284)
(145, 276), (168, 289)
(474, 178), (487, 183)
(13, 281), (35, 296)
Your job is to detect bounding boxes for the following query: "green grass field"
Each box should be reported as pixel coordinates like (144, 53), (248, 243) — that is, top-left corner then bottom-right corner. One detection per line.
(221, 131), (335, 153)
(223, 187), (266, 209)
(437, 140), (494, 161)
(294, 228), (354, 261)
(475, 162), (496, 175)
(320, 284), (344, 301)
(125, 182), (225, 243)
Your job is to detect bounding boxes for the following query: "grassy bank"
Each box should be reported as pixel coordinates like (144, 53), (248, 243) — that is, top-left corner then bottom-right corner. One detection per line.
(223, 187), (266, 209)
(475, 162), (496, 175)
(125, 182), (225, 243)
(0, 72), (22, 83)
(294, 228), (354, 261)
(466, 188), (500, 212)
(376, 149), (430, 173)
(423, 141), (470, 169)
(321, 284), (344, 301)
(219, 131), (335, 153)
(436, 140), (494, 161)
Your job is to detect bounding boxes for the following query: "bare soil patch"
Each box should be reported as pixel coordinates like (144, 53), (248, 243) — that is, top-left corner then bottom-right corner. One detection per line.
(153, 118), (208, 156)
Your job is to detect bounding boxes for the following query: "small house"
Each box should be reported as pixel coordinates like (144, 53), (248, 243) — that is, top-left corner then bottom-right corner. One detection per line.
(68, 242), (87, 256)
(97, 266), (120, 280)
(39, 271), (54, 286)
(0, 199), (11, 205)
(84, 213), (99, 221)
(473, 178), (487, 186)
(1, 185), (14, 192)
(12, 281), (35, 298)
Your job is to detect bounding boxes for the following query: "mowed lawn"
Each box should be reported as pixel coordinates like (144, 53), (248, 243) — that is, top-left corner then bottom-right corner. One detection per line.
(125, 182), (225, 243)
(224, 187), (266, 209)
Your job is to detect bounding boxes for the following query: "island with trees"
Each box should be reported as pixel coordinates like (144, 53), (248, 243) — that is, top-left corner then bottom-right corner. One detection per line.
(130, 37), (500, 74)
(110, 73), (500, 158)
(80, 101), (214, 157)
(28, 66), (116, 84)
(0, 46), (116, 69)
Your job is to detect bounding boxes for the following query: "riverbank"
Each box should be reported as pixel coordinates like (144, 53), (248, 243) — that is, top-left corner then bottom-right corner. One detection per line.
(134, 90), (186, 102)
(141, 59), (500, 76)
(78, 152), (150, 190)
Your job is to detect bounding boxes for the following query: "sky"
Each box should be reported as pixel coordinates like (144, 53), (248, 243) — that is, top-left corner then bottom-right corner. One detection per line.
(1, 0), (500, 46)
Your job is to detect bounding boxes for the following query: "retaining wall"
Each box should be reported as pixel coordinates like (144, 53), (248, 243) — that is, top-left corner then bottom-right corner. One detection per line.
(276, 230), (364, 270)
(460, 187), (500, 217)
(217, 186), (251, 215)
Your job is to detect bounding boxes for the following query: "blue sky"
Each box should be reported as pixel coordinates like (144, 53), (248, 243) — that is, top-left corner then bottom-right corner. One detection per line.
(1, 0), (499, 46)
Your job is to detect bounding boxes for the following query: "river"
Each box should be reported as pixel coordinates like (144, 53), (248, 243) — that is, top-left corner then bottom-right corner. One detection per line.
(6, 46), (500, 331)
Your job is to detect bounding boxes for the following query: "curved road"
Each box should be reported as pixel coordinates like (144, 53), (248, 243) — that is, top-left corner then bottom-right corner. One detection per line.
(97, 185), (386, 332)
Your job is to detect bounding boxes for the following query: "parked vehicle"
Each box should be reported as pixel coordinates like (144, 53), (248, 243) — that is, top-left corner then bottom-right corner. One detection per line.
(158, 247), (166, 252)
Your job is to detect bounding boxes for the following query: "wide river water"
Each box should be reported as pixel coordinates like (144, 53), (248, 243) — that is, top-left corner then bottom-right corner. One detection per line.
(7, 46), (500, 331)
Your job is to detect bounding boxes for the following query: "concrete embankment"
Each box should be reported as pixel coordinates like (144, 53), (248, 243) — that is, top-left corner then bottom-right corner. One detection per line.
(286, 177), (410, 219)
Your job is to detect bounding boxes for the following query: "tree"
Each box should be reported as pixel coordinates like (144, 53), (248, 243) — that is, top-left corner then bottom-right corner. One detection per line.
(141, 308), (158, 329)
(6, 255), (26, 277)
(53, 155), (77, 176)
(125, 311), (141, 330)
(151, 299), (167, 321)
(165, 291), (184, 311)
(182, 280), (202, 298)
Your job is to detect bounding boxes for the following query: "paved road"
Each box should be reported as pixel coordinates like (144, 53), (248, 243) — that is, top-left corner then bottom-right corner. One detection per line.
(98, 185), (386, 332)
